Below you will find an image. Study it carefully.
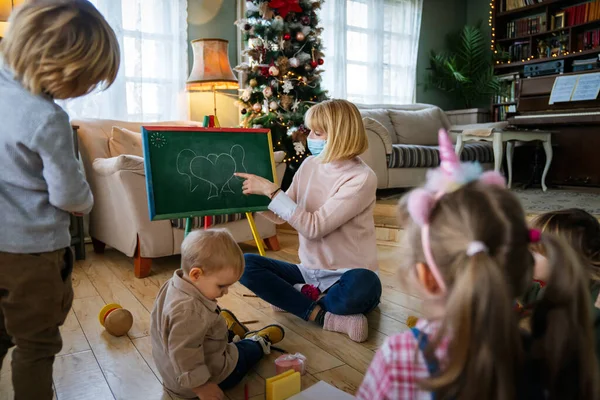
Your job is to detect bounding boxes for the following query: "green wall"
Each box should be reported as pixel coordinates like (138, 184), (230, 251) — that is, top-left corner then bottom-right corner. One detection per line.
(188, 0), (238, 71)
(467, 0), (492, 37)
(415, 0), (493, 109)
(415, 0), (468, 109)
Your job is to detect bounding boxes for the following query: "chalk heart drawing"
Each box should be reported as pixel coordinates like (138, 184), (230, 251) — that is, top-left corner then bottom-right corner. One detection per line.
(191, 155), (236, 198)
(176, 145), (248, 199)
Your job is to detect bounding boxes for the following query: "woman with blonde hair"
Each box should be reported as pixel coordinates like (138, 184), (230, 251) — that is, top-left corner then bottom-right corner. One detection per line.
(0, 1), (119, 398)
(236, 99), (381, 343)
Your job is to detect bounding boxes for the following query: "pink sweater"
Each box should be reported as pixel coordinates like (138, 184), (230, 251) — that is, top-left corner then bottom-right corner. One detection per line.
(262, 156), (378, 272)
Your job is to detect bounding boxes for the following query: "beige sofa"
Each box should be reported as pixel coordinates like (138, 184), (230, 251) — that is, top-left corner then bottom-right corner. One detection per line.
(73, 119), (286, 278)
(358, 104), (495, 189)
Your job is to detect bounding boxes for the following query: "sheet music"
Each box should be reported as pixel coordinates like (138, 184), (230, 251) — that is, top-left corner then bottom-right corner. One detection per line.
(549, 75), (579, 104)
(571, 72), (600, 102)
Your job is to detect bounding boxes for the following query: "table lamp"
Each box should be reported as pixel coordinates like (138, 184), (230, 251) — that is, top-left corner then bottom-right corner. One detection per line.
(187, 38), (238, 127)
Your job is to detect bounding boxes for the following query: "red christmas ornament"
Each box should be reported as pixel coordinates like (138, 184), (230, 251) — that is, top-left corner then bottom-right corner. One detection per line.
(283, 33), (292, 41)
(261, 67), (270, 77)
(318, 58), (324, 65)
(310, 60), (318, 68)
(268, 0), (303, 19)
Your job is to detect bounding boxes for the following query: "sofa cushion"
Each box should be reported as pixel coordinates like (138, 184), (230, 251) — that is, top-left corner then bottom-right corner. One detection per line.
(388, 142), (494, 168)
(109, 126), (143, 157)
(363, 117), (393, 154)
(93, 154), (145, 176)
(359, 109), (396, 144)
(171, 213), (247, 229)
(389, 108), (447, 146)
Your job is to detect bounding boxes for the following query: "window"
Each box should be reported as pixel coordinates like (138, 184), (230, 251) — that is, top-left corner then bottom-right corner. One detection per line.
(61, 0), (188, 122)
(320, 0), (423, 105)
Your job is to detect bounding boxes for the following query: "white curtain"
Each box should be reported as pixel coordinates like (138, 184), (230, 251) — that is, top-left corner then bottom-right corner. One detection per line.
(60, 0), (189, 121)
(320, 0), (423, 105)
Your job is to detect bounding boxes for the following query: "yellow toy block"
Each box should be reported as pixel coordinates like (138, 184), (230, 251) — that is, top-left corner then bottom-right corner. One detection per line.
(266, 369), (301, 400)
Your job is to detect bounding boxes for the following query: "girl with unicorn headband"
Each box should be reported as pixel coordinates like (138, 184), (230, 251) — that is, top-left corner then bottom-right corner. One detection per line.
(357, 129), (599, 400)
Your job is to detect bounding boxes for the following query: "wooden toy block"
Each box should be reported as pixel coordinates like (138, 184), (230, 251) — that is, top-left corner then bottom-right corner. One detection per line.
(266, 370), (301, 400)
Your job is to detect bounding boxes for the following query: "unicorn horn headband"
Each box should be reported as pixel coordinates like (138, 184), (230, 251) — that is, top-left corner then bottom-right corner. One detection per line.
(407, 129), (506, 293)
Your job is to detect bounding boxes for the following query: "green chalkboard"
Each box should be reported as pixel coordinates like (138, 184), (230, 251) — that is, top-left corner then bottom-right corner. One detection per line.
(141, 126), (276, 221)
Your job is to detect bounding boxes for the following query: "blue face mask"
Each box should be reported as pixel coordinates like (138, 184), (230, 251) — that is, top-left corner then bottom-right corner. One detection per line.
(307, 138), (327, 156)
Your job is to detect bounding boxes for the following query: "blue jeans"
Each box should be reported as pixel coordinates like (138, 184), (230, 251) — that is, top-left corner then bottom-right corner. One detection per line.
(218, 339), (264, 390)
(240, 254), (382, 320)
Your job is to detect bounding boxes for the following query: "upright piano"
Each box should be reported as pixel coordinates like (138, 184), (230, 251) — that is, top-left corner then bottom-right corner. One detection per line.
(508, 70), (600, 186)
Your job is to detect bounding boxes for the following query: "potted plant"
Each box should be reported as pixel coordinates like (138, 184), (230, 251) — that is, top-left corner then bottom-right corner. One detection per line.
(427, 24), (501, 124)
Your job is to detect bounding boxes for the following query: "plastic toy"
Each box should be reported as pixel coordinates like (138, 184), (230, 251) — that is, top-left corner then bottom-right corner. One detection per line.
(274, 353), (306, 375)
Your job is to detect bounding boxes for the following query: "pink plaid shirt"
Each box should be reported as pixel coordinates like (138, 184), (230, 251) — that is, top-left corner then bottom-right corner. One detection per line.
(357, 320), (449, 400)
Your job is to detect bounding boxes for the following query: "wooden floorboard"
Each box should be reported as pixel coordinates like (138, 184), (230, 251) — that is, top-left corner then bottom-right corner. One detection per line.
(0, 349), (13, 400)
(57, 310), (90, 357)
(53, 350), (114, 400)
(0, 229), (420, 399)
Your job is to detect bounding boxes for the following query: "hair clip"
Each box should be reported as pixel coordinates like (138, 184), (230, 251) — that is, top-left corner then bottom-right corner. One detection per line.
(529, 229), (541, 243)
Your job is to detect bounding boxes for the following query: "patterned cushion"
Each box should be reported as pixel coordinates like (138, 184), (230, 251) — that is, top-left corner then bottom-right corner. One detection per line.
(388, 142), (494, 169)
(171, 213), (247, 229)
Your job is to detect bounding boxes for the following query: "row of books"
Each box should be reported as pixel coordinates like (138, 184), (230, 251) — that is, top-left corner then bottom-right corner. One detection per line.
(564, 1), (600, 27)
(507, 41), (531, 61)
(577, 28), (600, 49)
(494, 105), (517, 122)
(495, 74), (519, 104)
(502, 0), (544, 12)
(506, 14), (546, 38)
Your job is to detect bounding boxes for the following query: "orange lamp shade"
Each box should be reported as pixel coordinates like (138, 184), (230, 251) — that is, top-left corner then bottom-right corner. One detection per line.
(0, 0), (12, 22)
(187, 38), (238, 92)
(0, 0), (24, 21)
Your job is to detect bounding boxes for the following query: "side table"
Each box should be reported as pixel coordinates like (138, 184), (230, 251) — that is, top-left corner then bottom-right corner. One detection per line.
(455, 130), (552, 192)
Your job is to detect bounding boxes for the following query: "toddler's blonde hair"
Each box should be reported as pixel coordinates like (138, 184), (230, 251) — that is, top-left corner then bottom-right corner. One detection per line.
(181, 228), (244, 277)
(0, 0), (120, 99)
(305, 99), (368, 163)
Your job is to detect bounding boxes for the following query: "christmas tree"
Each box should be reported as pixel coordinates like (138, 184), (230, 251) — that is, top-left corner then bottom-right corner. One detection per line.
(235, 0), (328, 187)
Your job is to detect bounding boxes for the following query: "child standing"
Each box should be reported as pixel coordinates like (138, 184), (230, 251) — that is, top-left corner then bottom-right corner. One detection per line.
(358, 130), (599, 400)
(0, 1), (119, 399)
(528, 208), (600, 364)
(151, 229), (285, 400)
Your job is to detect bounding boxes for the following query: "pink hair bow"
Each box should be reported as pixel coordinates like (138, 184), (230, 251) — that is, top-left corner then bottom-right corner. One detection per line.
(407, 129), (506, 293)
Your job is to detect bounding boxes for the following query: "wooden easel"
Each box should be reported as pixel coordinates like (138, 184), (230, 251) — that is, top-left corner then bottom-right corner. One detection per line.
(183, 115), (266, 257)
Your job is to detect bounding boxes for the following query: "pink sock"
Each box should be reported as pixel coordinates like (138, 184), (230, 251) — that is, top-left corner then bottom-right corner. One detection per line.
(323, 312), (369, 342)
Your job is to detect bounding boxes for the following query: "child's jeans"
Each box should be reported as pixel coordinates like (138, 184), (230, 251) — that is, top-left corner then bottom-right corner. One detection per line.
(0, 248), (74, 400)
(219, 339), (264, 390)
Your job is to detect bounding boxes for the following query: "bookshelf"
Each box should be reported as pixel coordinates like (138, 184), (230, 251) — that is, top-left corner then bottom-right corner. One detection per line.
(491, 0), (600, 121)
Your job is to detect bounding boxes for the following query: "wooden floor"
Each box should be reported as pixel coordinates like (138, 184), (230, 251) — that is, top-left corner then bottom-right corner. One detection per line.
(0, 232), (423, 400)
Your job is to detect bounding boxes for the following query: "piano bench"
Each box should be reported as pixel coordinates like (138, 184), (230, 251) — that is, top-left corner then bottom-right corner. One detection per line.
(455, 130), (552, 192)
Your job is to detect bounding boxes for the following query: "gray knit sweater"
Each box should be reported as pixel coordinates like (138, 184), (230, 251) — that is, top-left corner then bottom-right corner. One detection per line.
(0, 66), (93, 253)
